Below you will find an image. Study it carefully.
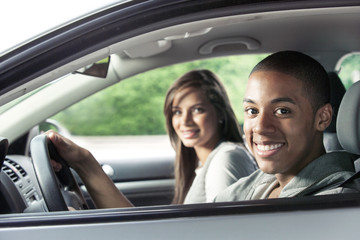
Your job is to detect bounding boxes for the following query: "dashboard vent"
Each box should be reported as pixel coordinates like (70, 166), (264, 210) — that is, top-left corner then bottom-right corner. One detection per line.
(2, 165), (19, 182)
(1, 158), (27, 182)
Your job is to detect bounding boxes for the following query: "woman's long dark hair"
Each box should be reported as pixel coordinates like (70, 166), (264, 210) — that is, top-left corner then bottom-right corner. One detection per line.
(164, 69), (244, 204)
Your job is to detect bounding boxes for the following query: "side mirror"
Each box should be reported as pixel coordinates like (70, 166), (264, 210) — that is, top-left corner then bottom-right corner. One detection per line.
(74, 56), (110, 78)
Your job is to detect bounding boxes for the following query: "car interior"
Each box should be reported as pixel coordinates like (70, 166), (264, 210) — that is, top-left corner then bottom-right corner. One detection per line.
(1, 1), (360, 239)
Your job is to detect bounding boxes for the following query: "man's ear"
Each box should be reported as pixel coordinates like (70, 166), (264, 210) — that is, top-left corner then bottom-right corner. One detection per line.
(315, 103), (333, 131)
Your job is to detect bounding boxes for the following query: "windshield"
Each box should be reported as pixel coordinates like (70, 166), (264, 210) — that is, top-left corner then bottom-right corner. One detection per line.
(0, 0), (129, 55)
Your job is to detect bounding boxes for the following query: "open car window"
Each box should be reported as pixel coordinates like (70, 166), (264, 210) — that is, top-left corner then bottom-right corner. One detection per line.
(42, 55), (266, 207)
(338, 53), (360, 88)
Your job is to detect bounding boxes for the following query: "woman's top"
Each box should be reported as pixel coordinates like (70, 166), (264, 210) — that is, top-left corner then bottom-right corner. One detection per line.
(184, 141), (257, 204)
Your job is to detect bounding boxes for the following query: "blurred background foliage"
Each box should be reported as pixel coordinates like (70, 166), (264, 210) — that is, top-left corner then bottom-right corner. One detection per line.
(52, 53), (359, 136)
(339, 53), (360, 89)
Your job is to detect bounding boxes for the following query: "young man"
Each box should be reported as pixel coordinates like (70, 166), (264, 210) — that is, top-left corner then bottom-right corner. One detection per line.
(215, 51), (359, 201)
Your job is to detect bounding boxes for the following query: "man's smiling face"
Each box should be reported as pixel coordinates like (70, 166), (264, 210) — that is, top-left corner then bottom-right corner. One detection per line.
(243, 70), (323, 182)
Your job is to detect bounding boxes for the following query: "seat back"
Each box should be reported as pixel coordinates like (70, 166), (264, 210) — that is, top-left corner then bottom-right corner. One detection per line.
(323, 72), (346, 152)
(337, 80), (360, 170)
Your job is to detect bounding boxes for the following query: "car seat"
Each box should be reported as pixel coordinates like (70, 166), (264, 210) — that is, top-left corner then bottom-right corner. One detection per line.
(337, 80), (360, 171)
(323, 72), (346, 152)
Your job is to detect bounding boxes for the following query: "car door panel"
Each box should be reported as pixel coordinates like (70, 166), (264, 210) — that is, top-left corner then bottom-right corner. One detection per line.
(70, 136), (176, 207)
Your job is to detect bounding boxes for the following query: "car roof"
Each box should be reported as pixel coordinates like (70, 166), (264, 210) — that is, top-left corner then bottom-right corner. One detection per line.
(1, 1), (360, 96)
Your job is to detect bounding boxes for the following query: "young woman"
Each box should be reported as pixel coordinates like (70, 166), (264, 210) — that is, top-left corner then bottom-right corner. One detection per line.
(48, 69), (257, 208)
(164, 69), (257, 204)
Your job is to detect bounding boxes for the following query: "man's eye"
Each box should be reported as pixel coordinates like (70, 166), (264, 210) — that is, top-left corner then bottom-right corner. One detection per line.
(275, 108), (291, 115)
(245, 108), (258, 115)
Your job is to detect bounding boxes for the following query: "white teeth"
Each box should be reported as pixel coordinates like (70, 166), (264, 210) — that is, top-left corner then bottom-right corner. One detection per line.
(183, 130), (195, 135)
(257, 144), (282, 151)
(182, 130), (197, 138)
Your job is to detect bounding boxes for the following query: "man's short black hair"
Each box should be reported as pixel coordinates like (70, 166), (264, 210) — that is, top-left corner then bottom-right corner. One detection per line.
(250, 51), (330, 111)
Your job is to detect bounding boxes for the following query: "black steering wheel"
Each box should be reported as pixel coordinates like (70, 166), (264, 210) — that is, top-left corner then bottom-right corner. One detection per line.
(30, 134), (89, 211)
(0, 137), (8, 167)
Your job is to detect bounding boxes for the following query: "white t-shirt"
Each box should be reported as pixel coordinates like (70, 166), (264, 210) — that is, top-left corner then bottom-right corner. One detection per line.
(184, 141), (257, 204)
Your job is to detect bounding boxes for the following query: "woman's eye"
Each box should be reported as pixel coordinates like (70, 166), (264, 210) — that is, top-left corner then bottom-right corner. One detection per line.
(173, 110), (181, 115)
(193, 107), (204, 113)
(275, 108), (291, 115)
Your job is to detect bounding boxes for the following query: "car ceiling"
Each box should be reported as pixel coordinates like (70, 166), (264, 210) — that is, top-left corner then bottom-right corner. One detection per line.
(113, 6), (360, 78)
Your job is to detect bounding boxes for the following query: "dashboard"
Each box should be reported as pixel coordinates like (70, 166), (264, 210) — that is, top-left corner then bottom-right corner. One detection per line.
(0, 155), (44, 213)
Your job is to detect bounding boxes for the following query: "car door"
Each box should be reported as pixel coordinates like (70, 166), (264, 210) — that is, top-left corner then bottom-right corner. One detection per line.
(71, 134), (176, 207)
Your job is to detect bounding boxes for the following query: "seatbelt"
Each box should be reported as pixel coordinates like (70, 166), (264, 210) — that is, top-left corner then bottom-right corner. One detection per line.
(339, 157), (360, 187)
(339, 170), (360, 188)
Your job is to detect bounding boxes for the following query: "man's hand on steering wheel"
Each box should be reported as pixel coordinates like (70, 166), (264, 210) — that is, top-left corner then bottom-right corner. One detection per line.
(30, 133), (89, 211)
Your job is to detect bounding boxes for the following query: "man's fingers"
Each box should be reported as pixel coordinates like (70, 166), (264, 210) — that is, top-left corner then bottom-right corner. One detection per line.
(50, 159), (62, 172)
(68, 207), (77, 211)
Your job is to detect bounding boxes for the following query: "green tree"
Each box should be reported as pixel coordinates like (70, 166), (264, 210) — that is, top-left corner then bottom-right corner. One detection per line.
(338, 54), (360, 89)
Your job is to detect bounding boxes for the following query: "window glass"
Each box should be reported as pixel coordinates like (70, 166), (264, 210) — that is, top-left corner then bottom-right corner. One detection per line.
(338, 53), (360, 89)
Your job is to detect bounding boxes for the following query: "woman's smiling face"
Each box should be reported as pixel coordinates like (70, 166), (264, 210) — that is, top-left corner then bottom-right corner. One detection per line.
(243, 71), (323, 182)
(172, 87), (221, 152)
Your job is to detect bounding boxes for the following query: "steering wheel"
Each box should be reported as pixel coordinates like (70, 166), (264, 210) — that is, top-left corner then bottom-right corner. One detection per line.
(0, 137), (8, 166)
(30, 134), (89, 211)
